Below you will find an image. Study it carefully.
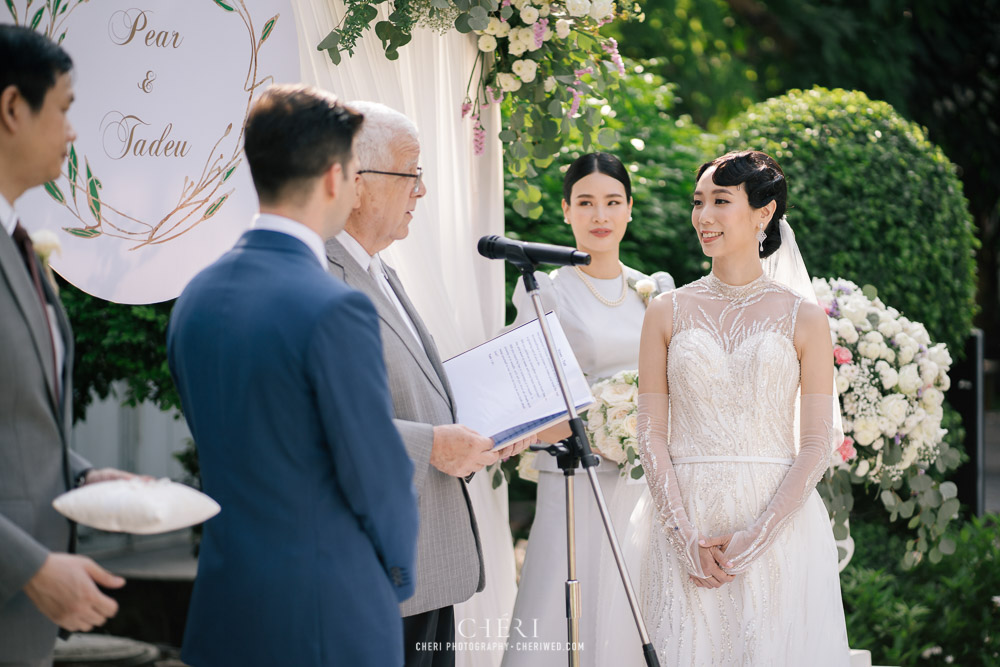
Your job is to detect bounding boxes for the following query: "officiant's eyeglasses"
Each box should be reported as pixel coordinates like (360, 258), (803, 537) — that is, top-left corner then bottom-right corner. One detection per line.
(357, 167), (423, 195)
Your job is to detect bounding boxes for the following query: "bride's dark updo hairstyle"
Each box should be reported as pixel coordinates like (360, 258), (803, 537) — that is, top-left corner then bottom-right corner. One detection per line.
(562, 152), (632, 203)
(696, 150), (786, 258)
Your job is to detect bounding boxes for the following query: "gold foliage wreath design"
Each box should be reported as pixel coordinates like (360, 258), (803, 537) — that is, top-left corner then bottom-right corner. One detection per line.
(7, 0), (279, 249)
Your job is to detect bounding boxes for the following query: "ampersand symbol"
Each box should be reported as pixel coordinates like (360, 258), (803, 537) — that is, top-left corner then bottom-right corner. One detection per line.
(138, 70), (156, 94)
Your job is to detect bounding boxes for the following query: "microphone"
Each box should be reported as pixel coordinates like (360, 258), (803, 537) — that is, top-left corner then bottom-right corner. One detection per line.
(477, 235), (591, 267)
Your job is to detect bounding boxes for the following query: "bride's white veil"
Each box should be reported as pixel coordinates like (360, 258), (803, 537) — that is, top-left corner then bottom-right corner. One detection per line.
(762, 215), (845, 446)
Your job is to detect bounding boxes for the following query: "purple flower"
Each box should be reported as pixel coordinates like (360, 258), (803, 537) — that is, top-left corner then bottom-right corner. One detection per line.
(567, 86), (583, 118)
(461, 100), (472, 118)
(471, 114), (486, 156)
(602, 37), (625, 76)
(534, 18), (548, 50)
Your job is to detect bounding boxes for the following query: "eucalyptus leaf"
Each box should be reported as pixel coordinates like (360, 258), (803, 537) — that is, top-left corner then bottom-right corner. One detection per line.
(928, 546), (942, 564)
(326, 48), (342, 66)
(454, 13), (472, 33)
(468, 5), (487, 19)
(630, 465), (644, 480)
(431, 0), (450, 7)
(512, 199), (530, 217)
(359, 4), (378, 22)
(939, 481), (958, 499)
(317, 30), (341, 51)
(375, 20), (393, 41)
(880, 490), (897, 508)
(498, 130), (517, 143)
(468, 14), (489, 31)
(597, 128), (618, 147)
(898, 499), (915, 519)
(861, 284), (879, 300)
(527, 204), (544, 219)
(500, 5), (513, 19)
(492, 467), (502, 489)
(938, 537), (956, 555)
(832, 522), (849, 540)
(939, 498), (960, 520)
(454, 0), (471, 10)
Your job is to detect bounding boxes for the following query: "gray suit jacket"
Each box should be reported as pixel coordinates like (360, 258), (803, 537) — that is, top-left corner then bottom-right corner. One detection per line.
(326, 238), (483, 616)
(0, 227), (89, 662)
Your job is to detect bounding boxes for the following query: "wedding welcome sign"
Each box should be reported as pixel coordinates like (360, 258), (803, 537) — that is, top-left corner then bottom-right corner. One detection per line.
(2, 0), (299, 303)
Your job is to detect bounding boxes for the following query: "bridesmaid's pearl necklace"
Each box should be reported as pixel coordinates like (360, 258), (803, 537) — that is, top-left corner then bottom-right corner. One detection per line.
(574, 262), (628, 307)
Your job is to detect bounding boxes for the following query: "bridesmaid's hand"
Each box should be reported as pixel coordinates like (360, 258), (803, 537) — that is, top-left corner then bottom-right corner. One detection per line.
(691, 534), (734, 588)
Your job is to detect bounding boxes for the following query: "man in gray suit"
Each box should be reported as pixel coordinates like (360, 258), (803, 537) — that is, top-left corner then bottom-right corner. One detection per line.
(326, 101), (529, 667)
(0, 26), (133, 666)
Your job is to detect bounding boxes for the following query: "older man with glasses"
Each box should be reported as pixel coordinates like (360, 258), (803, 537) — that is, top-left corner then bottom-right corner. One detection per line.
(325, 101), (529, 667)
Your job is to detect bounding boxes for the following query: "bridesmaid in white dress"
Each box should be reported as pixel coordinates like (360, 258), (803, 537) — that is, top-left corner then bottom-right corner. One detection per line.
(502, 153), (674, 667)
(636, 150), (850, 665)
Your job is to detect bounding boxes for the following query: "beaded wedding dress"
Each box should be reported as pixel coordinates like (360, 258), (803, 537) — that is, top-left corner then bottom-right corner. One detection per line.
(635, 273), (851, 665)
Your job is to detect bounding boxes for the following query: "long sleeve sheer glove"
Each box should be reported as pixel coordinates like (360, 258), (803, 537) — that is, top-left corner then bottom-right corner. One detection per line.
(721, 393), (837, 573)
(637, 393), (705, 578)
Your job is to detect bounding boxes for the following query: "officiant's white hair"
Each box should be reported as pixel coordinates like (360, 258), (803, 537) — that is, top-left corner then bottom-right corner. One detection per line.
(348, 100), (420, 171)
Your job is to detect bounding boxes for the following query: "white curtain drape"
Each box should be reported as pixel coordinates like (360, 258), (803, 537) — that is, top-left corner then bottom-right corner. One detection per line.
(289, 4), (514, 666)
(290, 0), (506, 358)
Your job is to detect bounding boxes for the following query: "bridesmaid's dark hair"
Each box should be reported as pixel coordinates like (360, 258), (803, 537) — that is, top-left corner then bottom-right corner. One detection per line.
(696, 150), (786, 258)
(563, 152), (632, 202)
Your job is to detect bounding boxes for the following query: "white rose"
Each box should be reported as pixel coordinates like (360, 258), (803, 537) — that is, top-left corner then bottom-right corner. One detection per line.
(898, 344), (917, 365)
(871, 437), (885, 451)
(878, 416), (897, 436)
(853, 417), (881, 446)
(909, 323), (931, 346)
(566, 0), (591, 17)
(859, 341), (880, 360)
(897, 364), (921, 395)
(881, 347), (896, 363)
(497, 72), (522, 91)
(555, 18), (572, 39)
(495, 21), (511, 38)
(589, 0), (614, 19)
(836, 318), (859, 344)
(512, 58), (538, 83)
(835, 374), (850, 394)
(936, 372), (951, 391)
(928, 344), (952, 369)
(863, 331), (884, 345)
(855, 458), (871, 477)
(902, 407), (926, 434)
(484, 17), (502, 35)
(601, 381), (637, 405)
(512, 0), (530, 8)
(594, 427), (625, 463)
(520, 6), (539, 24)
(839, 363), (860, 382)
(477, 34), (498, 52)
(839, 295), (869, 326)
(899, 445), (919, 470)
(538, 2), (551, 17)
(622, 413), (638, 438)
(634, 278), (656, 298)
(586, 406), (605, 430)
(921, 387), (944, 410)
(880, 394), (909, 428)
(543, 76), (557, 92)
(507, 38), (527, 56)
(919, 359), (939, 385)
(912, 417), (945, 445)
(30, 229), (61, 261)
(878, 319), (902, 338)
(879, 366), (899, 391)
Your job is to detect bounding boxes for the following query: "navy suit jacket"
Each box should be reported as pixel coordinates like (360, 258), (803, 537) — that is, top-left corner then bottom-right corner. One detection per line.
(167, 229), (418, 667)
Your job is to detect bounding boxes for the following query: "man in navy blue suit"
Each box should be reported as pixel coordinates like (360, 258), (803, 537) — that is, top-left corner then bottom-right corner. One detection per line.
(167, 85), (419, 667)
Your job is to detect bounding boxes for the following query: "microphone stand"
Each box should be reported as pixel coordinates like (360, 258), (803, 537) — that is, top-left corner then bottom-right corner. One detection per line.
(509, 257), (660, 667)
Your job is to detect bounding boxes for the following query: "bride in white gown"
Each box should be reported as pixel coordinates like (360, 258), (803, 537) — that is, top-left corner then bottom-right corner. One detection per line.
(635, 150), (850, 665)
(503, 153), (673, 667)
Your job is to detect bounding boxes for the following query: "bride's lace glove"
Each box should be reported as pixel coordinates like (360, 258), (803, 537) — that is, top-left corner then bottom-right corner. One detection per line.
(637, 392), (706, 578)
(721, 393), (837, 573)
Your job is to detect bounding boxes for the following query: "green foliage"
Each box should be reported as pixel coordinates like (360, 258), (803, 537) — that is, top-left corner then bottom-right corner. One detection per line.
(715, 86), (979, 358)
(58, 281), (179, 423)
(503, 60), (712, 324)
(841, 515), (1000, 666)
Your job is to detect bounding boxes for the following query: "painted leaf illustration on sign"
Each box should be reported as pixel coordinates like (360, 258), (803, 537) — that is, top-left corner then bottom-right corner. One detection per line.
(85, 159), (102, 225)
(44, 181), (66, 204)
(259, 14), (278, 46)
(211, 0), (234, 11)
(67, 145), (78, 201)
(222, 159), (241, 183)
(29, 6), (43, 29)
(204, 191), (232, 219)
(5, 0), (17, 22)
(63, 228), (102, 239)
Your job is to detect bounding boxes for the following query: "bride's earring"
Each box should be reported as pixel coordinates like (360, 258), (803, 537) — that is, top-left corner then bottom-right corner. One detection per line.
(756, 225), (767, 253)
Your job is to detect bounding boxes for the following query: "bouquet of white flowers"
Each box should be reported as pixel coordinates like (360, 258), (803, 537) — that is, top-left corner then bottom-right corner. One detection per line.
(585, 369), (643, 479)
(813, 277), (962, 567)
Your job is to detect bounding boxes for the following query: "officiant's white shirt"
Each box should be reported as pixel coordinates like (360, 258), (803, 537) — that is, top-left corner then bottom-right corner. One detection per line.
(251, 213), (327, 270)
(336, 230), (424, 351)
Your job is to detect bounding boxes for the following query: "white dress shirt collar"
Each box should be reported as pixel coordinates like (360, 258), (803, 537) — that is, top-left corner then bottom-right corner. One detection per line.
(0, 194), (17, 237)
(335, 229), (375, 272)
(250, 213), (327, 269)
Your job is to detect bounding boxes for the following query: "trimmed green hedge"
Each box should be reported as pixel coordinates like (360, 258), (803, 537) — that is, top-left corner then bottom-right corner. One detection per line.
(714, 86), (979, 357)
